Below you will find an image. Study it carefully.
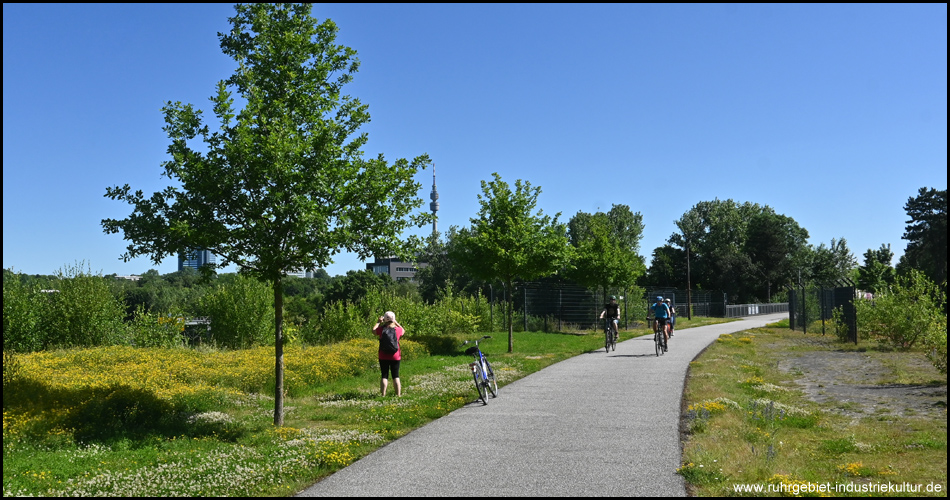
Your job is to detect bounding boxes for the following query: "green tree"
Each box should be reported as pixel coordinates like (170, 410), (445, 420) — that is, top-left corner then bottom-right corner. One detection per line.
(857, 244), (895, 294)
(744, 211), (809, 301)
(802, 238), (856, 285)
(414, 233), (451, 303)
(644, 244), (686, 288)
(322, 269), (393, 306)
(667, 199), (813, 302)
(414, 230), (485, 304)
(102, 4), (431, 425)
(566, 205), (645, 302)
(898, 187), (947, 288)
(449, 173), (570, 351)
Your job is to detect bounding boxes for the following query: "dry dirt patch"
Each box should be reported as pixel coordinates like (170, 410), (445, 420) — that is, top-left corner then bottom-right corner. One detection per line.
(770, 335), (947, 419)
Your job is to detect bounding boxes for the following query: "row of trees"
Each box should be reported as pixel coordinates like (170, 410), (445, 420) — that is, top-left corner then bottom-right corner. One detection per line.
(650, 199), (854, 304)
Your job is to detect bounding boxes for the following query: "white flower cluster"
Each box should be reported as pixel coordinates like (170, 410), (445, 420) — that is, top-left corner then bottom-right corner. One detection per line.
(751, 382), (789, 394)
(710, 397), (741, 409)
(187, 411), (234, 425)
(749, 398), (812, 417)
(64, 443), (112, 461)
(285, 429), (384, 448)
(42, 446), (298, 497)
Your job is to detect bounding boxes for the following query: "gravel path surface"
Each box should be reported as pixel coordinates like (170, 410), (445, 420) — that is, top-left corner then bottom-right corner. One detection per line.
(297, 313), (788, 497)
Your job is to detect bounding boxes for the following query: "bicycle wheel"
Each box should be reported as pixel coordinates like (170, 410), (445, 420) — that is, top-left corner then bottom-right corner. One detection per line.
(654, 331), (662, 356)
(611, 323), (618, 351)
(472, 365), (488, 404)
(605, 326), (611, 353)
(485, 360), (498, 398)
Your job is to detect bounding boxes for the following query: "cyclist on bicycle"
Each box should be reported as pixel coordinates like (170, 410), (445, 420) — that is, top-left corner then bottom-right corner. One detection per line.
(665, 298), (675, 337)
(652, 296), (671, 352)
(599, 295), (620, 343)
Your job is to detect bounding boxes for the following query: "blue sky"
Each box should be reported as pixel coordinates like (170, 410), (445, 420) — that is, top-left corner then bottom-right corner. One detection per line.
(3, 3), (947, 278)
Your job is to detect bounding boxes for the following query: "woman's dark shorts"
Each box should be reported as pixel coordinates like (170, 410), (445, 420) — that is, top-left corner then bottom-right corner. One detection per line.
(380, 359), (400, 379)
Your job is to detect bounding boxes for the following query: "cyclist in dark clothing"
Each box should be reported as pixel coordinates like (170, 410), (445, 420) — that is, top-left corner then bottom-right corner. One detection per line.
(599, 295), (621, 343)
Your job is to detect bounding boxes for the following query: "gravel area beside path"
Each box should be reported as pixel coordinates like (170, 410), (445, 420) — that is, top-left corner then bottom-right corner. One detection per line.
(297, 313), (788, 497)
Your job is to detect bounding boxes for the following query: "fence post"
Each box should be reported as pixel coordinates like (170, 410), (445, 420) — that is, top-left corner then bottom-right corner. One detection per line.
(558, 289), (562, 332)
(523, 285), (528, 333)
(801, 282), (807, 334)
(787, 286), (796, 330)
(623, 291), (628, 330)
(489, 284), (493, 331)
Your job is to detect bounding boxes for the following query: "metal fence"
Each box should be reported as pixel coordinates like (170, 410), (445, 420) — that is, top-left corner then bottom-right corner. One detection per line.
(517, 281), (647, 332)
(644, 288), (721, 318)
(724, 303), (789, 318)
(492, 283), (790, 333)
(787, 280), (857, 342)
(644, 288), (787, 319)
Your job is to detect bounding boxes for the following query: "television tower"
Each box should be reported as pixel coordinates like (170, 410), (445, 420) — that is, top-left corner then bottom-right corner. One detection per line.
(429, 164), (439, 235)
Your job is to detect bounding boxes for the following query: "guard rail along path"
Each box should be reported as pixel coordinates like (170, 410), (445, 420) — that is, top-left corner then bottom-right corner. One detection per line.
(298, 313), (788, 497)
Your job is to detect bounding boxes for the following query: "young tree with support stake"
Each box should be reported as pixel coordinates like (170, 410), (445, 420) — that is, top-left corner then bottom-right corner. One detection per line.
(102, 3), (432, 426)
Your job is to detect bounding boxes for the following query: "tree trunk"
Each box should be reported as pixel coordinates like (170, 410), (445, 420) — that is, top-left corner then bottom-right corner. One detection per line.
(273, 278), (284, 426)
(506, 279), (513, 352)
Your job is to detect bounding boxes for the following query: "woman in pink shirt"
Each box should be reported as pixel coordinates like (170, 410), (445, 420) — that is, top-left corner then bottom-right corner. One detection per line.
(372, 310), (405, 397)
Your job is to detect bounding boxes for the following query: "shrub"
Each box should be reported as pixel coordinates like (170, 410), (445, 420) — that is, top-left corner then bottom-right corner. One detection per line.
(309, 299), (366, 344)
(854, 269), (947, 373)
(39, 263), (127, 349)
(3, 351), (24, 407)
(922, 313), (947, 374)
(3, 274), (42, 352)
(123, 305), (187, 348)
(198, 275), (274, 349)
(831, 307), (851, 343)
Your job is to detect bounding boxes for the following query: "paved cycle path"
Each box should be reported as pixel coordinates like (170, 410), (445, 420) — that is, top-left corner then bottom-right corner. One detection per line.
(297, 313), (787, 497)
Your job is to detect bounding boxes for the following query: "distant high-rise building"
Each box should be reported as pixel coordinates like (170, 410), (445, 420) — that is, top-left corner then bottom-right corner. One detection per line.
(429, 164), (439, 235)
(178, 249), (215, 271)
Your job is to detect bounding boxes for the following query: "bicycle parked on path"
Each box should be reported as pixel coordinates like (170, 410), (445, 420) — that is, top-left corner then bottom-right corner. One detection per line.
(604, 318), (617, 353)
(462, 336), (497, 404)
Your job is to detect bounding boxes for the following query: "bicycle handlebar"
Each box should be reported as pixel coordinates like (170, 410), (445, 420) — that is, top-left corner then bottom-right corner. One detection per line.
(461, 335), (492, 347)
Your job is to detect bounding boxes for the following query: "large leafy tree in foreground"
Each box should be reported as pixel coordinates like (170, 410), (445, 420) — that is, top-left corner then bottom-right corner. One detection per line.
(102, 4), (432, 425)
(449, 173), (570, 352)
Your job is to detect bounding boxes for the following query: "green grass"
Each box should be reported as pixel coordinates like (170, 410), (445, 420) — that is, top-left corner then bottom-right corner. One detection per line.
(11, 320), (724, 497)
(679, 327), (948, 497)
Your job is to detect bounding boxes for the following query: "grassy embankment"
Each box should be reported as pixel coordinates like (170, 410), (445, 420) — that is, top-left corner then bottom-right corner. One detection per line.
(679, 321), (947, 497)
(3, 316), (724, 497)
